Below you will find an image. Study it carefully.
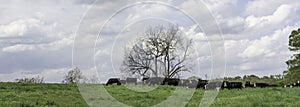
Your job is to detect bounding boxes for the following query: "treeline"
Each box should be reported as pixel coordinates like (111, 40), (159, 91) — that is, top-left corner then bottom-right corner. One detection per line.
(13, 68), (285, 87)
(14, 67), (99, 84)
(15, 76), (44, 83)
(224, 74), (284, 86)
(14, 67), (84, 84)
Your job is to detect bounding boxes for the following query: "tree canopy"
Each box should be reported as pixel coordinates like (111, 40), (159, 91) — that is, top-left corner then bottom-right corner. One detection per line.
(121, 25), (193, 78)
(63, 67), (84, 84)
(285, 28), (300, 84)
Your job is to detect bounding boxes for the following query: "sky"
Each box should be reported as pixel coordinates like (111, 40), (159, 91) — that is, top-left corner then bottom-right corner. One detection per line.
(0, 0), (300, 83)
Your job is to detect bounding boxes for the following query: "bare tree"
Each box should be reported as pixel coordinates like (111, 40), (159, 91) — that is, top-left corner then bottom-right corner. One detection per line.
(63, 67), (84, 84)
(121, 25), (193, 78)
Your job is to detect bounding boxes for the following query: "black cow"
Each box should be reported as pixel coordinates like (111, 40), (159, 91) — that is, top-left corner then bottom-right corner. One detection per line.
(120, 80), (126, 85)
(245, 81), (255, 88)
(142, 77), (149, 81)
(188, 80), (198, 88)
(292, 81), (300, 87)
(145, 77), (164, 85)
(225, 81), (243, 89)
(196, 80), (208, 89)
(106, 78), (121, 85)
(269, 84), (278, 87)
(141, 77), (149, 84)
(179, 79), (191, 87)
(126, 78), (137, 85)
(255, 83), (269, 88)
(206, 81), (224, 90)
(162, 78), (180, 86)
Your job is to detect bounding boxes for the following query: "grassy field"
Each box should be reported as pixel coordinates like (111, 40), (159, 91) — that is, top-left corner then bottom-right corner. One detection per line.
(1, 82), (300, 107)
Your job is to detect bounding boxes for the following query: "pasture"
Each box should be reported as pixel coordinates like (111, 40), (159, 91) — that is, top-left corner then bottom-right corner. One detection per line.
(0, 82), (300, 107)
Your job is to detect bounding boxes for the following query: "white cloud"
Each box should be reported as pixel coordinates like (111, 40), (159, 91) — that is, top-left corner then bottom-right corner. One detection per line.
(239, 21), (298, 58)
(202, 0), (238, 11)
(2, 44), (36, 52)
(245, 4), (293, 30)
(0, 67), (70, 83)
(223, 21), (299, 76)
(245, 0), (286, 16)
(1, 0), (300, 82)
(2, 37), (73, 53)
(43, 37), (73, 50)
(0, 18), (43, 38)
(181, 25), (206, 41)
(210, 0), (300, 39)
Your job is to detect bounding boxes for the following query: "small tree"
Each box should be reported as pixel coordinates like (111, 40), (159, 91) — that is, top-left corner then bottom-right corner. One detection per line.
(63, 67), (84, 84)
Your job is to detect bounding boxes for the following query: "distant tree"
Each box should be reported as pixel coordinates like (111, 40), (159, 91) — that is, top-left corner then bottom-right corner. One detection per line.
(274, 74), (282, 79)
(234, 76), (242, 80)
(121, 25), (193, 78)
(15, 76), (44, 83)
(285, 28), (300, 84)
(242, 75), (247, 80)
(243, 75), (260, 83)
(63, 67), (84, 84)
(187, 76), (201, 80)
(262, 76), (269, 79)
(249, 75), (260, 79)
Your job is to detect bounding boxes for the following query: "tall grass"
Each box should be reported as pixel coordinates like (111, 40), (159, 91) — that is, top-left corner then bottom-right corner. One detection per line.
(0, 82), (87, 107)
(1, 82), (300, 107)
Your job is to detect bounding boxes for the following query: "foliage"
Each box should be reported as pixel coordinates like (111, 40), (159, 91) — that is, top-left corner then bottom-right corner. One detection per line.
(121, 25), (193, 78)
(63, 67), (84, 84)
(15, 76), (44, 83)
(225, 74), (283, 85)
(285, 28), (300, 84)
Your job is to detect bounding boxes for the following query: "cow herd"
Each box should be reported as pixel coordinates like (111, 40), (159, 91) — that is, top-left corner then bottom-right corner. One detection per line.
(105, 77), (300, 90)
(285, 81), (300, 87)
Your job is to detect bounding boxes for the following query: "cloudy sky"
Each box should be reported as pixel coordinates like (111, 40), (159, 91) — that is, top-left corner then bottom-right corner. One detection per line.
(0, 0), (299, 83)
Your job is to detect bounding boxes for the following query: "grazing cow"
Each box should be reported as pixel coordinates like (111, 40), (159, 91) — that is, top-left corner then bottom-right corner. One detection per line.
(188, 80), (198, 88)
(255, 83), (269, 88)
(292, 81), (300, 87)
(225, 81), (243, 89)
(106, 78), (121, 85)
(283, 85), (293, 88)
(245, 81), (255, 88)
(141, 77), (149, 84)
(142, 77), (149, 81)
(162, 78), (180, 86)
(126, 78), (137, 85)
(179, 79), (191, 87)
(120, 80), (126, 85)
(269, 84), (278, 87)
(206, 81), (224, 90)
(196, 80), (208, 89)
(146, 77), (164, 85)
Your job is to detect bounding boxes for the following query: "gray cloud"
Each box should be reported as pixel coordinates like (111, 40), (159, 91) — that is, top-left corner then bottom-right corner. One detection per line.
(0, 0), (299, 82)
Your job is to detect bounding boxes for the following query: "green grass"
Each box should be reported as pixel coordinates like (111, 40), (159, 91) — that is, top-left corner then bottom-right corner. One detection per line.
(1, 82), (300, 107)
(0, 82), (87, 107)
